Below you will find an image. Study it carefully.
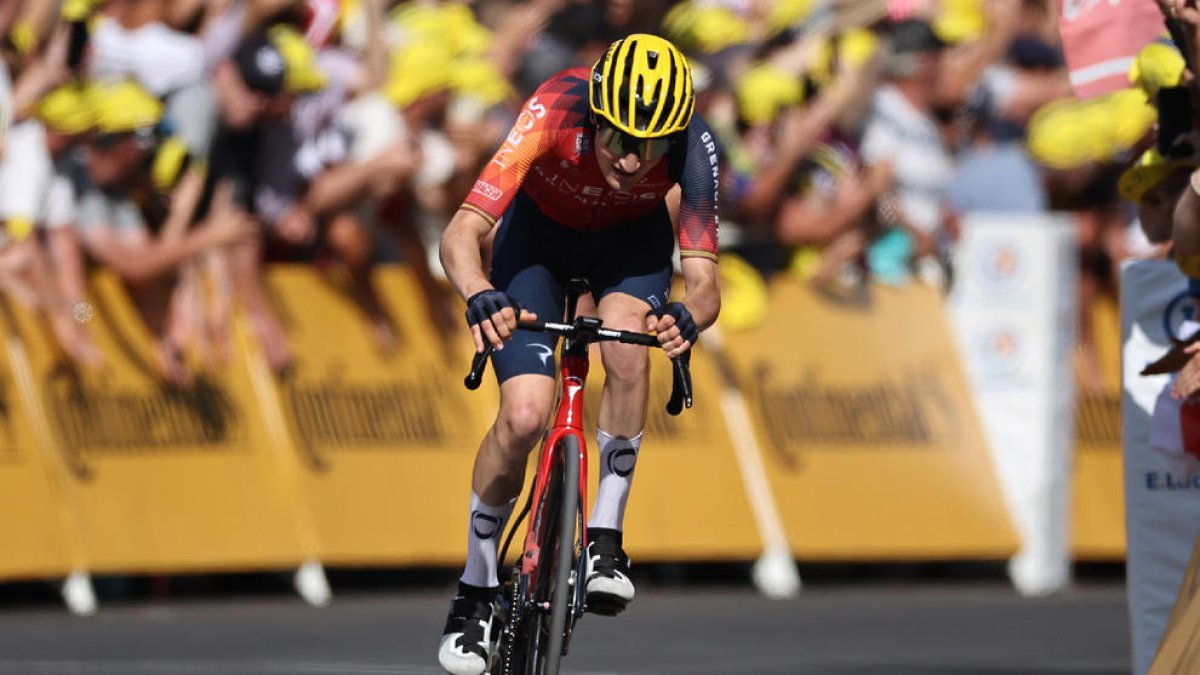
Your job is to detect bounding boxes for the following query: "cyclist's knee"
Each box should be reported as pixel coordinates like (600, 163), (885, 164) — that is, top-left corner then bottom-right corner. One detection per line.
(600, 342), (649, 385)
(495, 399), (551, 451)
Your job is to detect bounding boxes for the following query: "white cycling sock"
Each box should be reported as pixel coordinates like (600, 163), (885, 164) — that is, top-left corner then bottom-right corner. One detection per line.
(589, 429), (642, 531)
(460, 492), (515, 588)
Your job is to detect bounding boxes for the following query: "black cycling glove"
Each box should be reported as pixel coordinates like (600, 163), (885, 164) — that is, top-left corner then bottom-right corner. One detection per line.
(649, 302), (698, 347)
(465, 289), (517, 329)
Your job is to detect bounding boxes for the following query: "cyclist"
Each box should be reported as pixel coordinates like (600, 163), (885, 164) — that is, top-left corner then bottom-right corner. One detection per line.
(437, 33), (720, 674)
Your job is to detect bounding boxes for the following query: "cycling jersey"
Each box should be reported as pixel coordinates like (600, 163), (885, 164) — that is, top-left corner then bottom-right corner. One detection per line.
(461, 67), (720, 261)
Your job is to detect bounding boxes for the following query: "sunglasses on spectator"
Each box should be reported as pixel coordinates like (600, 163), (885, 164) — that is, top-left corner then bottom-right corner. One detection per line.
(89, 131), (136, 150)
(596, 119), (674, 162)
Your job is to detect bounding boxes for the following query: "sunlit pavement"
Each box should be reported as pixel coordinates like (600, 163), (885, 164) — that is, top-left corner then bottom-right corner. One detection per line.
(0, 580), (1128, 675)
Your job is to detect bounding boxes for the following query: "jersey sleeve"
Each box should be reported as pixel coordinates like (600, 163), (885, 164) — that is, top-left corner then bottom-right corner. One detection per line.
(676, 116), (721, 261)
(460, 87), (559, 225)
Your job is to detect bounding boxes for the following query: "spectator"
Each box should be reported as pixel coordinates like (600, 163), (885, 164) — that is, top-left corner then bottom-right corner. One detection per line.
(76, 79), (254, 382)
(859, 18), (955, 287)
(208, 23), (327, 372)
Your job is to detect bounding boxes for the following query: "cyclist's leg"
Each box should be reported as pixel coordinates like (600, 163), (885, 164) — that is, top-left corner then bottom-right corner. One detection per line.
(440, 204), (566, 674)
(583, 211), (675, 612)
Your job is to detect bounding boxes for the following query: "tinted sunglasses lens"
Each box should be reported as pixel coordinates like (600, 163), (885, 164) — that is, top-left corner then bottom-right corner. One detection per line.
(641, 137), (671, 161)
(91, 133), (122, 150)
(600, 125), (670, 160)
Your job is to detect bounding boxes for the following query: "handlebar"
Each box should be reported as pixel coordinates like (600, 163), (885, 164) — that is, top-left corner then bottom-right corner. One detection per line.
(463, 317), (694, 415)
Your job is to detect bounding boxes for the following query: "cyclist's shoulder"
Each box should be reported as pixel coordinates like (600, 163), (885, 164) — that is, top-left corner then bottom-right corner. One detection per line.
(529, 67), (591, 108)
(511, 69), (591, 146)
(668, 114), (721, 174)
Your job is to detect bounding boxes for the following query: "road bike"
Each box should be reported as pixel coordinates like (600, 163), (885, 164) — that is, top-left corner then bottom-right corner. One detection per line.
(463, 279), (692, 675)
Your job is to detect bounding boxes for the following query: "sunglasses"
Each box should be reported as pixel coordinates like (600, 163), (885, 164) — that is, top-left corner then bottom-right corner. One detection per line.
(89, 132), (134, 150)
(596, 120), (674, 162)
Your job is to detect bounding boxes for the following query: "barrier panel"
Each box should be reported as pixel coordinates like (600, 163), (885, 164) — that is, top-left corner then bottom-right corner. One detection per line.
(11, 272), (310, 573)
(0, 303), (79, 580)
(1073, 295), (1125, 559)
(949, 213), (1076, 594)
(721, 278), (1019, 559)
(260, 266), (500, 565)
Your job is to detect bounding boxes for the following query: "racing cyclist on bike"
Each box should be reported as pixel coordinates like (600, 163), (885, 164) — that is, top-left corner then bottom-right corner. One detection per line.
(437, 34), (720, 674)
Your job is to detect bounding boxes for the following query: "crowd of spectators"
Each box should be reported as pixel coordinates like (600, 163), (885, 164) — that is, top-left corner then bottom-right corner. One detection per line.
(0, 0), (1167, 390)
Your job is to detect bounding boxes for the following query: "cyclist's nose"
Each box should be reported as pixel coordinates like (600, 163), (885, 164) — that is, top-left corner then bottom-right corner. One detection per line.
(617, 153), (641, 173)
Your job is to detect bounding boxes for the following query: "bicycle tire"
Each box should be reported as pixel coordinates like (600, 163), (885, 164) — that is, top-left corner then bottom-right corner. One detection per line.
(519, 437), (566, 675)
(540, 434), (580, 675)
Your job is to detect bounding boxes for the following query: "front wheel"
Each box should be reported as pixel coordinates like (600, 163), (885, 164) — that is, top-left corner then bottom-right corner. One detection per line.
(539, 434), (580, 675)
(525, 429), (580, 672)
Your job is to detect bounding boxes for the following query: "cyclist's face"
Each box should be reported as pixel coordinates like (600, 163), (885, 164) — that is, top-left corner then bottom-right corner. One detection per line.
(594, 127), (668, 191)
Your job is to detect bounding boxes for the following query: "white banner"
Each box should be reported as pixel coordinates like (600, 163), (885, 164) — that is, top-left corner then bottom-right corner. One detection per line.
(949, 213), (1077, 596)
(1121, 259), (1200, 675)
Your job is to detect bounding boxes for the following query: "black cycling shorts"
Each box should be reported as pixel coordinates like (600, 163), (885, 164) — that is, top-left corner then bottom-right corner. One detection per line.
(487, 191), (674, 383)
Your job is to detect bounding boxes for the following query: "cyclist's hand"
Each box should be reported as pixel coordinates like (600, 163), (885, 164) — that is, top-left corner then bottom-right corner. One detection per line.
(646, 302), (698, 359)
(465, 289), (536, 352)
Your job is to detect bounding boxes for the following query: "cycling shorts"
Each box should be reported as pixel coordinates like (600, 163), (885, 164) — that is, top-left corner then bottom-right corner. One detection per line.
(488, 191), (674, 383)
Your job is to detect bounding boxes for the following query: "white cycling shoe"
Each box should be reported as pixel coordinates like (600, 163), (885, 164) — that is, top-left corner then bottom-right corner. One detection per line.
(585, 528), (634, 615)
(437, 583), (497, 675)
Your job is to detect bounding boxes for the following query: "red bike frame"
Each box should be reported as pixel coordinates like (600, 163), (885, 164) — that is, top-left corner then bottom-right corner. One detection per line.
(521, 350), (590, 585)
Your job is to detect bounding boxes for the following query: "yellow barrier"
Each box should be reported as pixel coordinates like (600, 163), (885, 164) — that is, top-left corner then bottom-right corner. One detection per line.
(0, 302), (79, 580)
(5, 264), (1127, 578)
(721, 279), (1020, 559)
(1072, 295), (1125, 559)
(12, 272), (310, 573)
(259, 266), (498, 565)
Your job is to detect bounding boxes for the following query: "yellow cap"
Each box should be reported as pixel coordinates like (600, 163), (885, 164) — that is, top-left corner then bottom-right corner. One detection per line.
(269, 25), (327, 94)
(390, 2), (491, 58)
(91, 79), (163, 134)
(9, 20), (36, 56)
(6, 216), (34, 242)
(663, 2), (749, 55)
(1027, 89), (1156, 170)
(452, 59), (513, 107)
(934, 0), (986, 45)
(1118, 147), (1196, 203)
(37, 83), (95, 135)
(61, 0), (101, 21)
(736, 62), (803, 126)
(385, 41), (454, 108)
(152, 137), (195, 192)
(809, 29), (879, 88)
(718, 253), (769, 331)
(766, 0), (816, 37)
(1129, 40), (1186, 100)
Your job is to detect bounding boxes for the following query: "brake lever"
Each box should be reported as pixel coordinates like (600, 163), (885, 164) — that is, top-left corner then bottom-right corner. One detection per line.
(666, 351), (693, 416)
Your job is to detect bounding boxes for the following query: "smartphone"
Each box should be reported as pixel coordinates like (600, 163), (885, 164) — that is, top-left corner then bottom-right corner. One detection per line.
(66, 19), (88, 71)
(1158, 86), (1195, 157)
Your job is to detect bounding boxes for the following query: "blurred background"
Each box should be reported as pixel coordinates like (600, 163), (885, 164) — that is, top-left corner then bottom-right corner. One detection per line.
(0, 0), (1176, 673)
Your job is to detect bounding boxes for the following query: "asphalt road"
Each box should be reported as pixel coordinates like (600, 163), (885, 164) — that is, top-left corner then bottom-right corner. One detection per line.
(0, 577), (1129, 675)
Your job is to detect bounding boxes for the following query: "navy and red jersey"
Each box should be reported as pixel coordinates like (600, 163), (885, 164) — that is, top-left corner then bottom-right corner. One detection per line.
(460, 67), (720, 261)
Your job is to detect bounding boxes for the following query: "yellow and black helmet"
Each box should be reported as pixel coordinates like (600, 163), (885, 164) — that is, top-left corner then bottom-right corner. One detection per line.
(589, 33), (695, 139)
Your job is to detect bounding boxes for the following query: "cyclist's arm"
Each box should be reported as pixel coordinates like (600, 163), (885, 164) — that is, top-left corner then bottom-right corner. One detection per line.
(647, 254), (719, 359)
(440, 206), (496, 302)
(679, 255), (720, 334)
